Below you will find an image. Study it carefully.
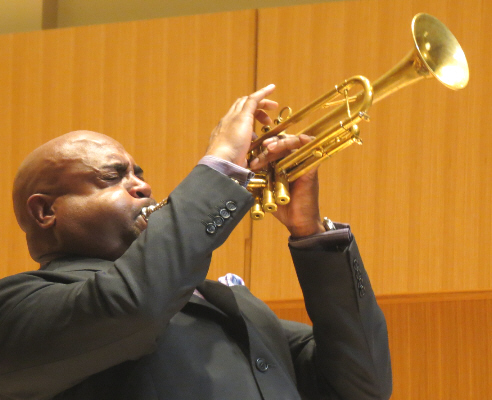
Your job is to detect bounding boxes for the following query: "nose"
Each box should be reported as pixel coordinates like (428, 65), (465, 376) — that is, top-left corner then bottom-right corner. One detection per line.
(128, 176), (152, 198)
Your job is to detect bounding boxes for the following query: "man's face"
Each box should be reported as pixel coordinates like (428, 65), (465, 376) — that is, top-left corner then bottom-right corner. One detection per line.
(51, 138), (154, 261)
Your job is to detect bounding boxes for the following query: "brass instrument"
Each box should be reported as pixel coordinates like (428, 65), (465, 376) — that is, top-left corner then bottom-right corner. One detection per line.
(247, 13), (469, 220)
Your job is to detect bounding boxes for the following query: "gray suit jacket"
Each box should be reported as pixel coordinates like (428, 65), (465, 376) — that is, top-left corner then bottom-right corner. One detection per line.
(0, 165), (391, 399)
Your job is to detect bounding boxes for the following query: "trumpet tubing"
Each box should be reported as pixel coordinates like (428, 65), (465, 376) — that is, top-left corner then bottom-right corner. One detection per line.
(247, 13), (469, 220)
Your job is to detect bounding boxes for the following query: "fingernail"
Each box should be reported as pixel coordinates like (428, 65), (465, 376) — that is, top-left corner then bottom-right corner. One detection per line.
(267, 142), (277, 150)
(250, 158), (259, 168)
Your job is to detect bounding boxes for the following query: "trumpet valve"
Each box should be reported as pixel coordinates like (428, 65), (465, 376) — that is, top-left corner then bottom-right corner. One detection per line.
(274, 173), (290, 205)
(262, 197), (278, 212)
(250, 194), (265, 220)
(262, 172), (278, 212)
(262, 182), (277, 212)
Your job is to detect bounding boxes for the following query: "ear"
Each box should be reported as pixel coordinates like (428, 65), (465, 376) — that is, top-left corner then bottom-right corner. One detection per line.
(26, 194), (57, 229)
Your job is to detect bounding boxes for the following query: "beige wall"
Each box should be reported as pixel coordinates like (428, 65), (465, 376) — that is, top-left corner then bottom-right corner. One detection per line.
(56, 0), (341, 27)
(0, 0), (43, 34)
(0, 0), (341, 34)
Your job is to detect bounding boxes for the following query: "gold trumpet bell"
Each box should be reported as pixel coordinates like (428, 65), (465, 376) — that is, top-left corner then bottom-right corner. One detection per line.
(372, 13), (469, 103)
(413, 13), (469, 90)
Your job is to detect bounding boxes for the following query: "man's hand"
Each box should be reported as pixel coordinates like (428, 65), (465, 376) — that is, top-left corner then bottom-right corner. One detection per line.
(273, 168), (325, 238)
(206, 86), (324, 238)
(205, 85), (278, 168)
(250, 133), (325, 238)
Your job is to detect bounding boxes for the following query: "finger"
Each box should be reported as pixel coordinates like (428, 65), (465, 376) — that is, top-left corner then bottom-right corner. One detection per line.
(256, 99), (278, 111)
(261, 136), (279, 147)
(241, 84), (276, 113)
(232, 96), (248, 113)
(265, 134), (308, 154)
(249, 134), (314, 170)
(298, 133), (315, 145)
(261, 133), (311, 148)
(250, 136), (294, 170)
(254, 109), (273, 126)
(249, 146), (290, 171)
(248, 149), (270, 171)
(229, 85), (276, 116)
(251, 84), (276, 100)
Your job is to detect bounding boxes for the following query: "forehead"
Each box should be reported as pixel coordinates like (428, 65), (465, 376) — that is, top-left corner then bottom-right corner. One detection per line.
(64, 137), (135, 169)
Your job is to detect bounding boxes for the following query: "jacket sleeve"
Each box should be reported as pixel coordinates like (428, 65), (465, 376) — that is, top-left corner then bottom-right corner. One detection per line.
(285, 232), (392, 400)
(0, 165), (254, 400)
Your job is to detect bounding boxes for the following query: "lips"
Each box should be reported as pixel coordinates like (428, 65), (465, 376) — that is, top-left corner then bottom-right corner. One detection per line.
(140, 205), (154, 222)
(140, 198), (168, 221)
(140, 200), (158, 222)
(135, 214), (149, 232)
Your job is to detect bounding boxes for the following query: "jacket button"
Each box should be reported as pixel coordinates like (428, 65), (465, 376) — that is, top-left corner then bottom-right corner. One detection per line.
(205, 223), (217, 234)
(225, 201), (237, 212)
(218, 208), (231, 219)
(212, 215), (224, 227)
(255, 358), (269, 372)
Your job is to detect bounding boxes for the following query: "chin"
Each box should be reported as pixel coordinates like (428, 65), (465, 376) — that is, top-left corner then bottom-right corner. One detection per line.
(132, 225), (144, 239)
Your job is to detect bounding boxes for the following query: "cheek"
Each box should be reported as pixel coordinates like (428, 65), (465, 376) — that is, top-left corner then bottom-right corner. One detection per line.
(104, 190), (137, 222)
(107, 190), (131, 210)
(53, 189), (141, 260)
(56, 190), (135, 235)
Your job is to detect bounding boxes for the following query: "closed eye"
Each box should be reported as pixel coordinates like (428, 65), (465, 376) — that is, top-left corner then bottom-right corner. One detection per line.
(101, 174), (120, 181)
(134, 165), (144, 181)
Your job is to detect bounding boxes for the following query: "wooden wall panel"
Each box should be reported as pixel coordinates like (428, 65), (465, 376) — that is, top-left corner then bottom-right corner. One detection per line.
(0, 11), (257, 280)
(0, 4), (490, 399)
(252, 0), (492, 300)
(267, 291), (492, 400)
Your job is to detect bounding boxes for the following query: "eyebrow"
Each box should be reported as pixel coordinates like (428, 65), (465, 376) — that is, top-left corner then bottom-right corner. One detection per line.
(134, 165), (144, 176)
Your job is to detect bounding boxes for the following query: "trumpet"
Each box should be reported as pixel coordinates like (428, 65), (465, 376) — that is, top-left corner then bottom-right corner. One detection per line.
(247, 13), (469, 220)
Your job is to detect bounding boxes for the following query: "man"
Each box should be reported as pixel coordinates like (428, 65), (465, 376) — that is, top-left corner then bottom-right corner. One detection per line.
(0, 85), (392, 399)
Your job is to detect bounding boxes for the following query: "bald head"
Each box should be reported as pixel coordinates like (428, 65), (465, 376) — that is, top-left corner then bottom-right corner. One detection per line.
(13, 131), (152, 263)
(13, 131), (124, 232)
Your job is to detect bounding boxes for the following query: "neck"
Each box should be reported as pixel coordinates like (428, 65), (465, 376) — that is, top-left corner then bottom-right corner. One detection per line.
(27, 230), (67, 265)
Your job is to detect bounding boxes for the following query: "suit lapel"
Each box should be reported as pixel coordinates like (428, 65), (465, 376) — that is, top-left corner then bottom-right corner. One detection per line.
(195, 280), (251, 356)
(187, 290), (227, 317)
(188, 280), (298, 385)
(196, 280), (243, 319)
